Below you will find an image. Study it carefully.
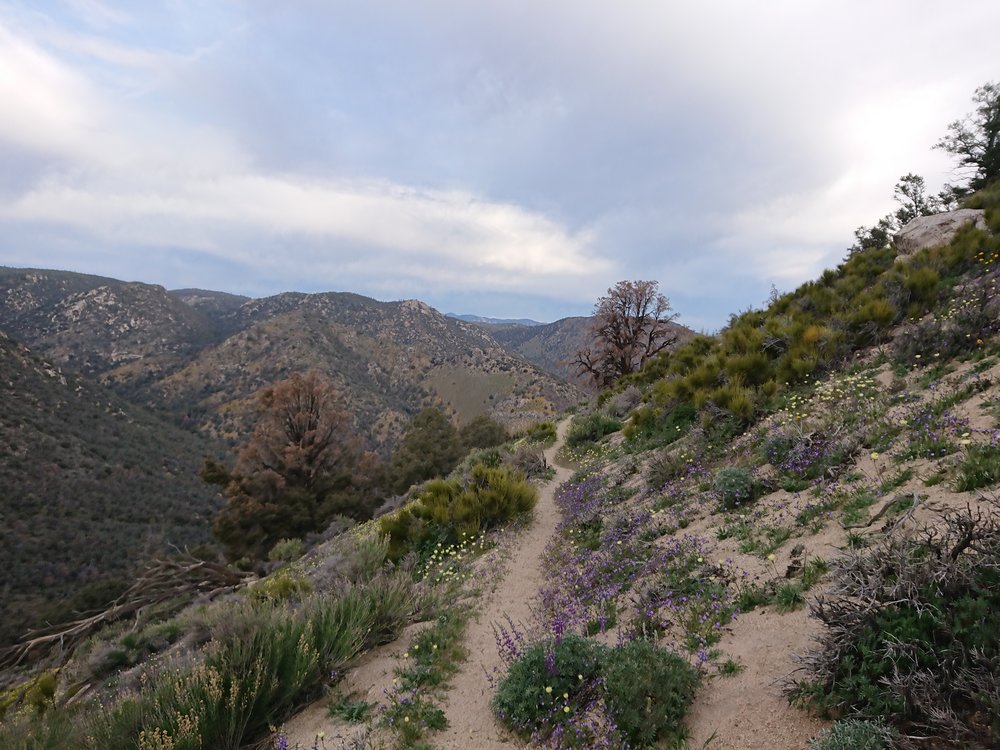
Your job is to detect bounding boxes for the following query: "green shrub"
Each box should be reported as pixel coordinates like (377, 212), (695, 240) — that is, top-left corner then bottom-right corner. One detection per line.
(248, 571), (312, 603)
(505, 445), (550, 480)
(459, 414), (508, 450)
(493, 636), (699, 748)
(523, 421), (557, 444)
(267, 537), (304, 563)
(713, 467), (755, 510)
(379, 464), (536, 561)
(601, 639), (699, 748)
(624, 402), (696, 448)
(565, 412), (622, 448)
(492, 635), (605, 737)
(80, 570), (424, 750)
(0, 708), (78, 750)
(0, 671), (59, 720)
(903, 265), (941, 308)
(794, 503), (1000, 746)
(647, 450), (688, 489)
(809, 718), (897, 750)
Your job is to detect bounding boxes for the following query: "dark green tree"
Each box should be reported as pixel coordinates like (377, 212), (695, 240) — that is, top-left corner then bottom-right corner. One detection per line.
(851, 174), (940, 253)
(208, 370), (378, 560)
(459, 414), (508, 450)
(389, 407), (464, 494)
(892, 173), (939, 226)
(935, 81), (1000, 192)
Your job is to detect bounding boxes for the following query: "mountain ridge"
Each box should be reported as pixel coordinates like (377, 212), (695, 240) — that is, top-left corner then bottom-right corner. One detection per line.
(0, 268), (582, 448)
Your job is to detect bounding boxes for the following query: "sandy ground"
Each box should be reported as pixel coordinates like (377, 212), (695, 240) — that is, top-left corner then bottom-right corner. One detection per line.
(685, 603), (828, 749)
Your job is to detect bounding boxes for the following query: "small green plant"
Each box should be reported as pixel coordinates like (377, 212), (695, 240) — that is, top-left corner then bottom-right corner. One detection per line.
(718, 657), (744, 676)
(328, 694), (374, 723)
(734, 581), (772, 613)
(384, 694), (448, 744)
(809, 718), (898, 749)
(846, 531), (868, 549)
(713, 467), (755, 510)
(801, 557), (829, 589)
(773, 583), (805, 612)
(382, 607), (470, 746)
(954, 443), (1000, 491)
(878, 467), (913, 494)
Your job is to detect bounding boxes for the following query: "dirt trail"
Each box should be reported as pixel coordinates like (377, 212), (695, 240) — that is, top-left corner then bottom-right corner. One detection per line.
(433, 419), (573, 750)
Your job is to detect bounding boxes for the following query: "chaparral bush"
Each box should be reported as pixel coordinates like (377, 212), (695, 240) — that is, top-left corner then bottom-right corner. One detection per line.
(379, 464), (536, 561)
(792, 500), (1000, 747)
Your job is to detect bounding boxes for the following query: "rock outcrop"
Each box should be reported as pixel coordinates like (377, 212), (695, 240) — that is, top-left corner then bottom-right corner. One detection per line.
(894, 208), (988, 255)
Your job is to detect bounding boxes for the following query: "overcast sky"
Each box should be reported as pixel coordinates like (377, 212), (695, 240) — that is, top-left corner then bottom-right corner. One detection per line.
(0, 1), (996, 329)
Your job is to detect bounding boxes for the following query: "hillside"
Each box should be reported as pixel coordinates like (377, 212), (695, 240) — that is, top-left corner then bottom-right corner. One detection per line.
(0, 271), (582, 448)
(0, 268), (219, 386)
(0, 332), (223, 650)
(2, 194), (999, 749)
(152, 293), (580, 444)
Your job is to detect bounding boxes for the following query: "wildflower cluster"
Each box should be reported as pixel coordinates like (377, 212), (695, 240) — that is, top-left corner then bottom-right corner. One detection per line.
(764, 429), (851, 484)
(894, 405), (970, 461)
(536, 478), (656, 636)
(627, 536), (737, 657)
(418, 534), (489, 586)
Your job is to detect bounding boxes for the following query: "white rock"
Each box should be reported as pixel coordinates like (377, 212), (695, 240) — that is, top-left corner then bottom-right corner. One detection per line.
(894, 209), (988, 255)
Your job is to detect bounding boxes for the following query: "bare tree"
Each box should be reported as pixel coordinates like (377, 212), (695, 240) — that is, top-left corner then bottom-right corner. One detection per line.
(574, 280), (679, 387)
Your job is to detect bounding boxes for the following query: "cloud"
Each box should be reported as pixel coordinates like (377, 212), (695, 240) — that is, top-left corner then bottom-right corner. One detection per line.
(64, 0), (131, 29)
(2, 174), (608, 286)
(0, 20), (102, 160)
(1, 1), (999, 326)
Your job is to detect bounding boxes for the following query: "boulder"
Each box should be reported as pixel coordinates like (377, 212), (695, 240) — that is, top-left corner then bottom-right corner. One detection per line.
(894, 209), (988, 255)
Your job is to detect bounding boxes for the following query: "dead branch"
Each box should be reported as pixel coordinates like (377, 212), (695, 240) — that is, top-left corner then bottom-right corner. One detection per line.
(0, 557), (246, 670)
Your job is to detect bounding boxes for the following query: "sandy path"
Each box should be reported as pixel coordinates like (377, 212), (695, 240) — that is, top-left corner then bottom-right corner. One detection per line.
(685, 605), (828, 749)
(433, 420), (573, 750)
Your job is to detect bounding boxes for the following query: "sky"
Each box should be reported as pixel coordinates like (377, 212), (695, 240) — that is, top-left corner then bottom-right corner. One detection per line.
(0, 1), (997, 330)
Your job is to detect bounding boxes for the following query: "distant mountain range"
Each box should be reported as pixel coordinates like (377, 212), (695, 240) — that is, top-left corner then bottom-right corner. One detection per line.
(445, 313), (544, 326)
(0, 266), (592, 647)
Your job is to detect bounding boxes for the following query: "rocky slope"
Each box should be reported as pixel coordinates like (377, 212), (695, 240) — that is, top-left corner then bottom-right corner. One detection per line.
(0, 269), (582, 448)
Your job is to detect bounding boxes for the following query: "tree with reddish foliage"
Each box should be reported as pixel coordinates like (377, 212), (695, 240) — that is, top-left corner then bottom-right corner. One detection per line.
(206, 370), (379, 560)
(573, 280), (679, 388)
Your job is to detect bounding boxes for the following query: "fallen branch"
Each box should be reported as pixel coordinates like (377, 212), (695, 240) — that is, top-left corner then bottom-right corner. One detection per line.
(0, 557), (247, 670)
